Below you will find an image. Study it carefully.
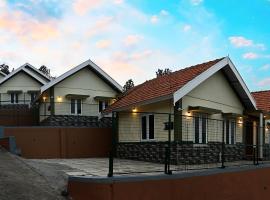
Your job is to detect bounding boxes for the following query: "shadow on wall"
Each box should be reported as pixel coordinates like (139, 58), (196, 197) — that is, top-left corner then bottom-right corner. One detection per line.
(3, 127), (112, 159)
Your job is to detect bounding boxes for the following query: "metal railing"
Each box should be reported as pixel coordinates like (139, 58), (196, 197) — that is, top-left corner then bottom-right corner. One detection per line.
(108, 111), (269, 176)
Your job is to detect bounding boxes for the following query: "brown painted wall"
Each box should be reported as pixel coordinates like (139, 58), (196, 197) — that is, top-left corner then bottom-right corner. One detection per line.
(68, 167), (270, 200)
(0, 137), (10, 151)
(4, 127), (112, 158)
(0, 107), (38, 126)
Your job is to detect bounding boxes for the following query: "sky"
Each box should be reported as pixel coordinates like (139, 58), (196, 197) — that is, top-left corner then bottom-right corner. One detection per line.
(0, 0), (269, 91)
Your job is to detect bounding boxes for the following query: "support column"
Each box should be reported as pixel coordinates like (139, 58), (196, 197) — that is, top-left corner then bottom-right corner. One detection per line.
(259, 112), (264, 159)
(173, 100), (182, 141)
(49, 87), (55, 116)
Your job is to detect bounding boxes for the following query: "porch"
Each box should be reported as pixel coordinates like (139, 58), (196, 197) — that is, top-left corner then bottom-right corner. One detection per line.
(109, 111), (270, 176)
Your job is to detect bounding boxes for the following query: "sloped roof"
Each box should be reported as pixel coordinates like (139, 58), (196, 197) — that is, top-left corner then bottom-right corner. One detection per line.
(41, 59), (122, 93)
(0, 63), (51, 86)
(106, 57), (256, 112)
(252, 90), (270, 112)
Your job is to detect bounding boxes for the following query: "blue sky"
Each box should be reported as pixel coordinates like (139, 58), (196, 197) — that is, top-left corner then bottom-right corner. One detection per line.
(0, 0), (269, 91)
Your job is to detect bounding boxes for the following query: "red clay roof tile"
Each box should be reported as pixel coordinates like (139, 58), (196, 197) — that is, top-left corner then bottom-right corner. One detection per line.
(107, 57), (224, 111)
(252, 90), (270, 112)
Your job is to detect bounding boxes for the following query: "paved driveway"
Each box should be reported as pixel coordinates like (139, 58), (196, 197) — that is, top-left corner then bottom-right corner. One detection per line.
(0, 148), (65, 200)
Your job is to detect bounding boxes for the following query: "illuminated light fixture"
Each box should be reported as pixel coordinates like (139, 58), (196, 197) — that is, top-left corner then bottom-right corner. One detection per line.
(238, 117), (243, 124)
(57, 96), (62, 102)
(42, 96), (47, 102)
(132, 107), (137, 112)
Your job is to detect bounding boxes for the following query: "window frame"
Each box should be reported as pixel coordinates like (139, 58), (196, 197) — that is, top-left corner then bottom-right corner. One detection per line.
(99, 100), (109, 112)
(225, 119), (236, 145)
(141, 114), (155, 141)
(70, 98), (82, 115)
(194, 113), (208, 144)
(10, 93), (19, 104)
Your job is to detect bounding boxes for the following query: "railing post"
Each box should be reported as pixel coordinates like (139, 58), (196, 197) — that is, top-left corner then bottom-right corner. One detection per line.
(221, 120), (225, 168)
(165, 113), (172, 175)
(256, 125), (259, 165)
(108, 111), (117, 177)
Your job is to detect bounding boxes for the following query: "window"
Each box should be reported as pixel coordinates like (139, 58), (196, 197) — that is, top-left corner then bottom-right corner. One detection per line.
(194, 113), (208, 144)
(99, 101), (109, 112)
(10, 93), (19, 104)
(225, 120), (236, 144)
(141, 115), (155, 140)
(30, 93), (37, 103)
(71, 99), (82, 115)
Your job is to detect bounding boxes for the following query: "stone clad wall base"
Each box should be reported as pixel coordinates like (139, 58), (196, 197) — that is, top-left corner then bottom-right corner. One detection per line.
(40, 115), (112, 127)
(116, 142), (245, 165)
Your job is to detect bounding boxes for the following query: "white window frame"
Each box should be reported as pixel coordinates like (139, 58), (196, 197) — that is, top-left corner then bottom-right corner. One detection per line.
(10, 93), (19, 104)
(141, 114), (155, 141)
(225, 119), (236, 145)
(194, 113), (208, 144)
(99, 100), (109, 112)
(70, 99), (82, 115)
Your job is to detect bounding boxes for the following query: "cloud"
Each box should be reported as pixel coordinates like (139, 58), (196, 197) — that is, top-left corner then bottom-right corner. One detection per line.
(258, 78), (270, 87)
(73, 0), (104, 15)
(260, 64), (270, 71)
(150, 15), (158, 24)
(229, 36), (253, 48)
(130, 50), (153, 60)
(160, 10), (169, 16)
(229, 36), (266, 50)
(123, 34), (143, 46)
(0, 9), (60, 42)
(243, 52), (258, 59)
(183, 24), (191, 32)
(190, 0), (203, 6)
(114, 0), (124, 4)
(95, 39), (111, 49)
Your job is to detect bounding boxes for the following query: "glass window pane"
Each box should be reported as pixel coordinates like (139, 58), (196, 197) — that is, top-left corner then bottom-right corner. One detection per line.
(77, 99), (81, 114)
(149, 115), (154, 139)
(194, 116), (200, 143)
(71, 99), (75, 114)
(141, 116), (147, 140)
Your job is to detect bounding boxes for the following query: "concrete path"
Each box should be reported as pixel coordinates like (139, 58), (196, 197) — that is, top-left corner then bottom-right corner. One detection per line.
(0, 148), (66, 200)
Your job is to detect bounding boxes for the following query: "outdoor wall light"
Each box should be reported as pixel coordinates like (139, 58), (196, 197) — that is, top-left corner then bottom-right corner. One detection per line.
(42, 96), (47, 102)
(238, 118), (243, 124)
(57, 96), (62, 102)
(132, 107), (137, 112)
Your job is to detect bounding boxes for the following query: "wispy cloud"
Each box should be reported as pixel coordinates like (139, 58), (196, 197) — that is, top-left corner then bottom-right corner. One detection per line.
(229, 36), (253, 47)
(258, 77), (270, 87)
(96, 39), (111, 49)
(190, 0), (203, 6)
(123, 35), (144, 46)
(260, 64), (270, 71)
(243, 52), (258, 59)
(183, 24), (191, 32)
(229, 36), (266, 50)
(150, 15), (158, 24)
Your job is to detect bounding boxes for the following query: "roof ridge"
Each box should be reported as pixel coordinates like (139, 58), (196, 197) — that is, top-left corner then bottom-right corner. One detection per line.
(140, 57), (225, 84)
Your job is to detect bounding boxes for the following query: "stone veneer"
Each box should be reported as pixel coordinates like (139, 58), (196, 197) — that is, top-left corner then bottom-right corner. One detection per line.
(40, 115), (112, 128)
(116, 141), (246, 165)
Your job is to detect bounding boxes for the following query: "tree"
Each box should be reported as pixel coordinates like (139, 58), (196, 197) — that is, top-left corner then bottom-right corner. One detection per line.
(156, 68), (172, 77)
(39, 65), (51, 77)
(0, 64), (10, 75)
(123, 79), (134, 92)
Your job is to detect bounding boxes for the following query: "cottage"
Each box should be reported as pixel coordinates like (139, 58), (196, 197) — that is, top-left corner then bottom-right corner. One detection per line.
(0, 63), (51, 105)
(39, 59), (122, 126)
(252, 90), (270, 145)
(106, 57), (269, 164)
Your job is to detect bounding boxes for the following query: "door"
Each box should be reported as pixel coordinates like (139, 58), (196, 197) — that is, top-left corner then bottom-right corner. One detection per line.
(245, 121), (254, 156)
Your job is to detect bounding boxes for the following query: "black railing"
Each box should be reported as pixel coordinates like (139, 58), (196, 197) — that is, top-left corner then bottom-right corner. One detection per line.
(108, 111), (269, 176)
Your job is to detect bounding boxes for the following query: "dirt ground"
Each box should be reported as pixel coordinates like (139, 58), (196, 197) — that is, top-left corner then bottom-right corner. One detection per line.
(0, 148), (66, 200)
